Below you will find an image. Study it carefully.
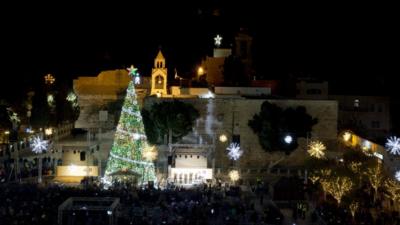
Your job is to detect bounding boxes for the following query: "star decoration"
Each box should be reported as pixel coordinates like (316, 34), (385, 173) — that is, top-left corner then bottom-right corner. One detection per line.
(395, 170), (400, 181)
(226, 142), (243, 160)
(31, 136), (48, 154)
(127, 65), (140, 84)
(386, 136), (400, 155)
(307, 140), (326, 159)
(214, 35), (222, 47)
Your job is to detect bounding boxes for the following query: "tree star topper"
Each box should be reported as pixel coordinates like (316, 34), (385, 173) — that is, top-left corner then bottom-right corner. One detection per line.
(214, 34), (222, 47)
(127, 65), (141, 84)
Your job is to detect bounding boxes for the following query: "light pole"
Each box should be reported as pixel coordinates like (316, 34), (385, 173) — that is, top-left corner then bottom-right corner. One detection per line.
(9, 112), (21, 183)
(31, 136), (48, 183)
(142, 145), (157, 187)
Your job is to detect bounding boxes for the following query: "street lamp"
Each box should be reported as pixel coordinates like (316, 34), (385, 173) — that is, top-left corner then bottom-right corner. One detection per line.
(219, 134), (228, 143)
(197, 67), (204, 76)
(229, 170), (240, 184)
(284, 135), (293, 144)
(343, 131), (352, 142)
(31, 136), (48, 183)
(45, 128), (53, 136)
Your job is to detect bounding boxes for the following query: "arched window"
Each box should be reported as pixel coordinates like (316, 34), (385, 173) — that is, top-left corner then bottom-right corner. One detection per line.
(155, 75), (164, 89)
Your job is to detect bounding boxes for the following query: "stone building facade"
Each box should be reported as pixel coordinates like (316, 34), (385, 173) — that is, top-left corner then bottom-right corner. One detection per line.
(144, 97), (338, 183)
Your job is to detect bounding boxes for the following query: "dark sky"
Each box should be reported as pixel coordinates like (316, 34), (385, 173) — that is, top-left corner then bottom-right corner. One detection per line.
(0, 3), (398, 99)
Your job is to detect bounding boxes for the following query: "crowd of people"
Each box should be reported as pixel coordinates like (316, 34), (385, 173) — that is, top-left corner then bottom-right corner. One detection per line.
(0, 157), (56, 183)
(0, 181), (284, 225)
(315, 202), (400, 225)
(1, 176), (399, 225)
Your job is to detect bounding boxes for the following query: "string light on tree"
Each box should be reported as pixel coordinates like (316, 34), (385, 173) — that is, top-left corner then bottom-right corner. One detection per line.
(31, 136), (48, 154)
(384, 179), (400, 203)
(66, 92), (77, 102)
(386, 136), (400, 155)
(214, 34), (222, 47)
(320, 176), (353, 204)
(66, 92), (79, 107)
(47, 94), (55, 106)
(307, 140), (326, 159)
(226, 142), (243, 160)
(349, 202), (359, 219)
(104, 74), (156, 185)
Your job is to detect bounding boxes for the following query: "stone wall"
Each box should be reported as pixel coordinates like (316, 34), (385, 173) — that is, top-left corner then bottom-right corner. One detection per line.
(74, 69), (149, 129)
(73, 70), (150, 176)
(144, 97), (338, 174)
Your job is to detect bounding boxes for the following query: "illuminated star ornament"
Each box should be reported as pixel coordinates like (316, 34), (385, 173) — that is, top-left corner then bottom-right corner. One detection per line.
(226, 142), (243, 160)
(127, 65), (141, 84)
(142, 145), (158, 162)
(214, 34), (222, 47)
(386, 136), (400, 155)
(395, 171), (400, 182)
(307, 140), (326, 159)
(31, 136), (48, 154)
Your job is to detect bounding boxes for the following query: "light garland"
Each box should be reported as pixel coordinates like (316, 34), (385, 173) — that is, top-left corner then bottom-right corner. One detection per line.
(105, 80), (156, 184)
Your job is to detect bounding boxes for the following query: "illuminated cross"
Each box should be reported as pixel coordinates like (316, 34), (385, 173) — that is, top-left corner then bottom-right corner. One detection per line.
(214, 35), (222, 47)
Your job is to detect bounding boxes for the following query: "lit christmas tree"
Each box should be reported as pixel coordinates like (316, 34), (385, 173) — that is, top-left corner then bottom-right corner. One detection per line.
(104, 66), (156, 184)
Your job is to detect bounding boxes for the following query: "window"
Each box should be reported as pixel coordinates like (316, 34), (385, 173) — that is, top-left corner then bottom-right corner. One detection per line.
(306, 89), (322, 95)
(370, 104), (375, 112)
(155, 75), (164, 89)
(377, 104), (383, 112)
(371, 121), (380, 129)
(354, 99), (360, 108)
(80, 152), (86, 161)
(240, 41), (247, 58)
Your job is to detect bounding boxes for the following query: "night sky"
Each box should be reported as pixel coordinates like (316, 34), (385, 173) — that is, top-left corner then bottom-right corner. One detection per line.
(0, 3), (397, 99)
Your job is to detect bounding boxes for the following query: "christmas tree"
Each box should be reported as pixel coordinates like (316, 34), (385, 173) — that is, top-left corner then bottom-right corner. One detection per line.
(105, 66), (156, 184)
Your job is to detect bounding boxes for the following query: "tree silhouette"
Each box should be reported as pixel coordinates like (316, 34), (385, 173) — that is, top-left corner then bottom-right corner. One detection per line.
(142, 100), (200, 145)
(248, 101), (318, 153)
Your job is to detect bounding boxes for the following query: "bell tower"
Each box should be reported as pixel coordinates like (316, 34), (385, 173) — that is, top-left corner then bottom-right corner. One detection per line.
(151, 50), (168, 96)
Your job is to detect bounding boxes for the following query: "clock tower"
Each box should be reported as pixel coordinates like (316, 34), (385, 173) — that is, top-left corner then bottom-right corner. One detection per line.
(151, 50), (168, 96)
